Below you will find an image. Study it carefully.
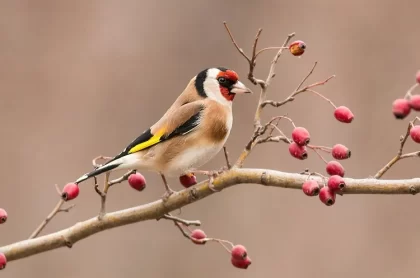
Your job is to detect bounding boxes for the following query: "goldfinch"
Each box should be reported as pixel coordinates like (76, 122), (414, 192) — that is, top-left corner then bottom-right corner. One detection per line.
(75, 67), (251, 198)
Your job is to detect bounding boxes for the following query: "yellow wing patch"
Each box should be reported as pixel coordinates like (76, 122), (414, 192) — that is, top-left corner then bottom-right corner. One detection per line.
(128, 128), (166, 154)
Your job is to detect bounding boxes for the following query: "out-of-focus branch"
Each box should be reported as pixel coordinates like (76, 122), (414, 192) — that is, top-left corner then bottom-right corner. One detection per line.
(2, 167), (420, 264)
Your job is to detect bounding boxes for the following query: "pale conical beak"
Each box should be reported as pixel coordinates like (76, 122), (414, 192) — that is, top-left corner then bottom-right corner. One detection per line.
(230, 81), (252, 94)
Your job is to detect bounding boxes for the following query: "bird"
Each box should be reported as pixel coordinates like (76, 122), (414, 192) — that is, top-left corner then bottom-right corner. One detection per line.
(74, 67), (251, 199)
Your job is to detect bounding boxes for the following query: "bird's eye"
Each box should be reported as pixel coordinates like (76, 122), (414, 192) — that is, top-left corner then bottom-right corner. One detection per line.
(218, 77), (227, 84)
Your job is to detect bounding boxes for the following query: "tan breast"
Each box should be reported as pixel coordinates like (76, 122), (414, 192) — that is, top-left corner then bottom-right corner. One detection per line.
(201, 100), (232, 143)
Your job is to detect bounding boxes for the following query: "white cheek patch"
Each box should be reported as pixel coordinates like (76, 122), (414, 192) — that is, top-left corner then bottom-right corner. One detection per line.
(203, 68), (232, 106)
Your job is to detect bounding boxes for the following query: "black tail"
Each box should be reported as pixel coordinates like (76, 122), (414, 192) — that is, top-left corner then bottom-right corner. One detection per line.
(75, 163), (120, 184)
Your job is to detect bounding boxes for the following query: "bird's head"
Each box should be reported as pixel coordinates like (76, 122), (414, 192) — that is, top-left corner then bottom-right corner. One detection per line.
(194, 67), (252, 105)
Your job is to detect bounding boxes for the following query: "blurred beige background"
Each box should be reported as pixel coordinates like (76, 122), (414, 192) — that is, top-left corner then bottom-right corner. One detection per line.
(1, 0), (420, 277)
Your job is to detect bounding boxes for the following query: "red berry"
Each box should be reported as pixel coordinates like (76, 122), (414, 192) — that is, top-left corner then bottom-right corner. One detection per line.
(292, 127), (310, 146)
(327, 175), (346, 191)
(302, 180), (320, 196)
(191, 229), (206, 245)
(61, 183), (79, 201)
(410, 125), (420, 143)
(231, 245), (247, 260)
(416, 70), (420, 84)
(0, 253), (6, 270)
(334, 106), (354, 123)
(326, 161), (345, 177)
(392, 98), (411, 119)
(288, 142), (308, 160)
(332, 144), (351, 160)
(179, 173), (197, 188)
(0, 209), (7, 224)
(319, 187), (336, 206)
(409, 95), (420, 111)
(128, 173), (146, 191)
(231, 256), (252, 269)
(289, 40), (306, 56)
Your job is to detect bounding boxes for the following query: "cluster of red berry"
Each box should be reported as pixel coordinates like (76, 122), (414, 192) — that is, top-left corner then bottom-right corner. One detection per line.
(392, 71), (420, 144)
(288, 107), (353, 161)
(287, 103), (353, 206)
(301, 143), (350, 206)
(392, 71), (420, 119)
(190, 229), (251, 269)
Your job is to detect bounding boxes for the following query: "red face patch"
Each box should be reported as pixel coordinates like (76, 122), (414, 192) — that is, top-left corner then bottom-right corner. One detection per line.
(220, 87), (235, 101)
(217, 69), (239, 101)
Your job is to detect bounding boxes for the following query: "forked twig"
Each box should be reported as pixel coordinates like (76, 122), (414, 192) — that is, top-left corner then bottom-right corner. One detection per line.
(375, 117), (420, 178)
(29, 186), (75, 239)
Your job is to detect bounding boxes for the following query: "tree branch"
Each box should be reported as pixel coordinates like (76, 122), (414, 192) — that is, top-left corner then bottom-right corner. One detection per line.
(2, 167), (420, 263)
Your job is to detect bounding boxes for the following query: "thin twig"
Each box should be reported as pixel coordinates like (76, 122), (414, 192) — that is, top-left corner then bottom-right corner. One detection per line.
(109, 170), (136, 186)
(248, 28), (265, 85)
(54, 184), (62, 196)
(295, 61), (318, 91)
(400, 151), (420, 159)
(173, 221), (193, 240)
(256, 136), (290, 145)
(307, 145), (332, 153)
(254, 47), (287, 59)
(269, 117), (281, 136)
(29, 199), (75, 239)
(266, 115), (296, 129)
(305, 89), (337, 108)
(264, 33), (295, 87)
(95, 169), (134, 217)
(165, 213), (234, 253)
(160, 214), (201, 226)
(309, 148), (328, 164)
(262, 75), (335, 108)
(253, 33), (295, 130)
(404, 83), (419, 98)
(98, 172), (110, 219)
(162, 213), (201, 243)
(223, 22), (250, 63)
(92, 156), (113, 168)
(374, 117), (420, 178)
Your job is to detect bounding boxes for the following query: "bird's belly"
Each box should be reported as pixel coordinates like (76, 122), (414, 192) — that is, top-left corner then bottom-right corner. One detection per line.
(163, 143), (223, 177)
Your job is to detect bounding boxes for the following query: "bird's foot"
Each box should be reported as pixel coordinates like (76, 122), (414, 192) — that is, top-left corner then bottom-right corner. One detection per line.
(160, 174), (178, 202)
(193, 168), (227, 192)
(161, 187), (176, 202)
